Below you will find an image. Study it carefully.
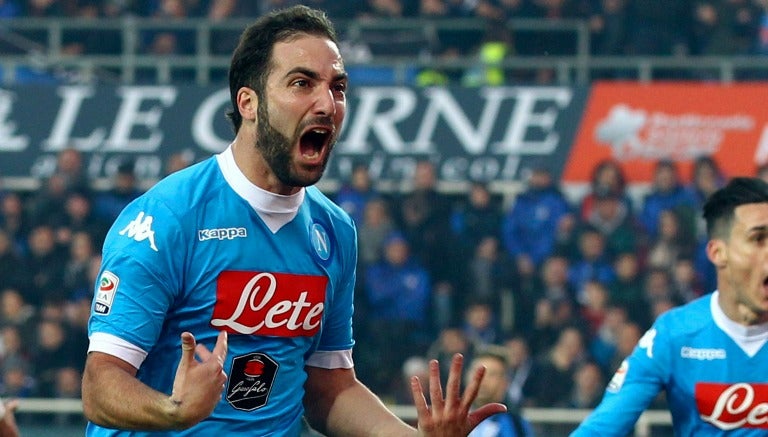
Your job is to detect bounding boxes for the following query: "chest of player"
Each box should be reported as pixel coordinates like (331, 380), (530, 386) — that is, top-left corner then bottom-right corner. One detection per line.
(668, 337), (768, 430)
(185, 209), (340, 339)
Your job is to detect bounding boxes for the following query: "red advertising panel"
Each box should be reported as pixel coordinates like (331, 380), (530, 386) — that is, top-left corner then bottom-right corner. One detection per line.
(562, 82), (768, 183)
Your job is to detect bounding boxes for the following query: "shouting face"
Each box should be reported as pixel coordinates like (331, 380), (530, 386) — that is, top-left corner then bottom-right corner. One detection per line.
(255, 34), (347, 191)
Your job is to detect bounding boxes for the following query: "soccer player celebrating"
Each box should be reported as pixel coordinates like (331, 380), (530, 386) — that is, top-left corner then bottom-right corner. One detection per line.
(572, 176), (768, 435)
(81, 6), (505, 436)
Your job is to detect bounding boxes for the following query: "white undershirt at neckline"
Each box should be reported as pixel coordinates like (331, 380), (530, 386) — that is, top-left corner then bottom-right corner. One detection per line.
(216, 144), (304, 233)
(711, 291), (768, 357)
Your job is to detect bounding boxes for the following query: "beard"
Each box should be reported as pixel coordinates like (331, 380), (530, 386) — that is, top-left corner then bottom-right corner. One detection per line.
(255, 100), (334, 188)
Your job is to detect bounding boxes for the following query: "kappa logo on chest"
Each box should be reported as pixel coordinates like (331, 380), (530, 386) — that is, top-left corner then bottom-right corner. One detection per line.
(211, 270), (328, 337)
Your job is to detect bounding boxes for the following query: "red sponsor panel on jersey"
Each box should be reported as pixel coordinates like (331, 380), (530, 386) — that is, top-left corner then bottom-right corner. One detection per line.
(696, 382), (768, 429)
(211, 270), (328, 337)
(562, 82), (768, 184)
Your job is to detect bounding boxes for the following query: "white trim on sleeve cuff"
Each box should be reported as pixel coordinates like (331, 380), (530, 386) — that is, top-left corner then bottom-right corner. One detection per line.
(305, 349), (354, 369)
(88, 332), (148, 370)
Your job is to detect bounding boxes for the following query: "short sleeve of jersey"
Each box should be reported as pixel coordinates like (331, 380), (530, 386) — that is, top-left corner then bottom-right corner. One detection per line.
(306, 196), (357, 368)
(88, 194), (185, 366)
(571, 316), (672, 437)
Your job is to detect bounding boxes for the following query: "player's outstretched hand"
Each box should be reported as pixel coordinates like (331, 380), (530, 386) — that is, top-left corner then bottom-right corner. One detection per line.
(411, 353), (507, 436)
(169, 331), (228, 429)
(0, 399), (19, 437)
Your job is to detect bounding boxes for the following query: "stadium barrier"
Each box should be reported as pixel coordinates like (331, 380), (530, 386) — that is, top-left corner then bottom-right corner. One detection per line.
(2, 17), (768, 85)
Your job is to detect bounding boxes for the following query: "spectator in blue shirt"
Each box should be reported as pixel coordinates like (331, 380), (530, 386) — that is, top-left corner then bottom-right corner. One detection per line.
(501, 166), (573, 277)
(363, 231), (432, 392)
(638, 159), (696, 238)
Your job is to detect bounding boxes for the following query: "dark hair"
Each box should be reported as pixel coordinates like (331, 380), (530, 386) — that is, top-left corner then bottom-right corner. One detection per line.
(703, 177), (768, 238)
(226, 5), (338, 133)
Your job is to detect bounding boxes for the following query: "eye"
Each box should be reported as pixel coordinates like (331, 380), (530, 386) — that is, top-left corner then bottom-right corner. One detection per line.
(333, 81), (347, 96)
(292, 78), (310, 88)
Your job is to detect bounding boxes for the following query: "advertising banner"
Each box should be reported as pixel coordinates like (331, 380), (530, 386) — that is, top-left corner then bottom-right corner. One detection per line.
(562, 82), (768, 184)
(0, 84), (588, 189)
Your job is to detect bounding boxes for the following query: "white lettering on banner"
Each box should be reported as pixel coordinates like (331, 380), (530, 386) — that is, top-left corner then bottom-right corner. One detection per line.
(43, 85), (177, 152)
(701, 384), (768, 430)
(119, 211), (158, 251)
(495, 87), (572, 154)
(337, 86), (573, 157)
(597, 104), (753, 161)
(44, 85), (105, 151)
(4, 84), (578, 182)
(341, 87), (418, 154)
(414, 87), (503, 154)
(192, 88), (230, 153)
(0, 89), (29, 151)
(211, 272), (324, 335)
(104, 86), (177, 151)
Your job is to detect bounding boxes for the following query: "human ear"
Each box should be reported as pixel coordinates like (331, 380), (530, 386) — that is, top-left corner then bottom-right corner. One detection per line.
(236, 87), (258, 122)
(706, 239), (727, 268)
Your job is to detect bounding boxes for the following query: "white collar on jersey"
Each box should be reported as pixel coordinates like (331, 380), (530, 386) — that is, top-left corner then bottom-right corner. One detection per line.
(711, 291), (768, 357)
(216, 144), (304, 233)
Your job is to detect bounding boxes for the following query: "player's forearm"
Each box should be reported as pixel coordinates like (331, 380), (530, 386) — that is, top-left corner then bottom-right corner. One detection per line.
(82, 355), (185, 430)
(323, 381), (416, 437)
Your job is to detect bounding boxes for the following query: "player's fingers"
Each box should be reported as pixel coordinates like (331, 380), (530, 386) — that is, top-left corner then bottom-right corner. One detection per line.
(444, 353), (464, 409)
(410, 376), (430, 420)
(179, 332), (197, 366)
(460, 363), (486, 411)
(212, 331), (228, 365)
(428, 359), (445, 413)
(468, 403), (508, 429)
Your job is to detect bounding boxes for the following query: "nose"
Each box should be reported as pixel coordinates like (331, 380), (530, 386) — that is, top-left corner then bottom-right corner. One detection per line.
(313, 87), (336, 117)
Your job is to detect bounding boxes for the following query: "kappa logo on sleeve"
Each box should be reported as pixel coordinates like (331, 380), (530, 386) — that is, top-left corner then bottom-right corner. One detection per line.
(638, 328), (657, 358)
(119, 211), (158, 251)
(94, 271), (119, 315)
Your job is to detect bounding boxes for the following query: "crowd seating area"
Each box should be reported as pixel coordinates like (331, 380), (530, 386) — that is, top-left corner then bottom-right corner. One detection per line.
(3, 0), (768, 85)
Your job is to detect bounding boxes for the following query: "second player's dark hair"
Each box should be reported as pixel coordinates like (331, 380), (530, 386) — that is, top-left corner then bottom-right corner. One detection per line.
(703, 177), (768, 238)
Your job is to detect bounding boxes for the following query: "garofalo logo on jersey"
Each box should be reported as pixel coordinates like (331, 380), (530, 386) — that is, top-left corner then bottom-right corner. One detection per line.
(210, 271), (328, 336)
(697, 383), (768, 429)
(226, 352), (278, 411)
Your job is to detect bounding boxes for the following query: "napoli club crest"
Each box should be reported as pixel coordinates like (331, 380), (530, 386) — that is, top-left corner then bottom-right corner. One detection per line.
(226, 352), (278, 411)
(310, 222), (331, 262)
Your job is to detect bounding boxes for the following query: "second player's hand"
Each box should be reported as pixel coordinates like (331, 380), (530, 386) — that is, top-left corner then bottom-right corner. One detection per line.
(411, 353), (507, 436)
(169, 331), (228, 429)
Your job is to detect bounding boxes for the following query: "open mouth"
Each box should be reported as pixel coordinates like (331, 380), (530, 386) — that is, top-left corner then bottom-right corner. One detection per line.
(299, 127), (332, 162)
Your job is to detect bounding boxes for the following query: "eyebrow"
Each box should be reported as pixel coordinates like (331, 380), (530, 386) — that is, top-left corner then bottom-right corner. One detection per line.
(285, 67), (348, 83)
(747, 225), (768, 234)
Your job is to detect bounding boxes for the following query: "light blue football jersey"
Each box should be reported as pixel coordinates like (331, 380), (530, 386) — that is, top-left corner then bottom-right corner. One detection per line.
(87, 146), (356, 436)
(572, 292), (768, 436)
